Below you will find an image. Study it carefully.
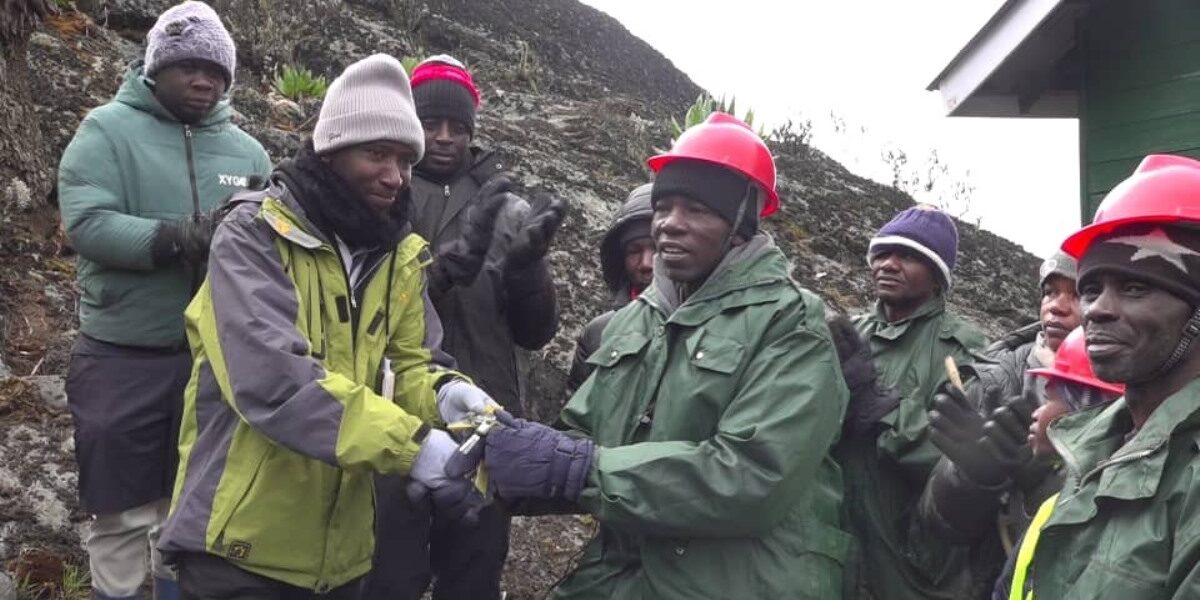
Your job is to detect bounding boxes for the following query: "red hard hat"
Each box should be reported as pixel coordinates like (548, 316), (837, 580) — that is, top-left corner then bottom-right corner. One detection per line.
(647, 112), (779, 217)
(1062, 154), (1200, 258)
(1028, 327), (1125, 396)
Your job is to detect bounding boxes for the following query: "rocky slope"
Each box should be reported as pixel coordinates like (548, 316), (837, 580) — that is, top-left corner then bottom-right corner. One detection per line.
(0, 0), (1041, 596)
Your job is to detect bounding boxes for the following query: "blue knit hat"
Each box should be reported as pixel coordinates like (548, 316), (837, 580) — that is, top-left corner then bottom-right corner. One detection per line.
(868, 205), (958, 289)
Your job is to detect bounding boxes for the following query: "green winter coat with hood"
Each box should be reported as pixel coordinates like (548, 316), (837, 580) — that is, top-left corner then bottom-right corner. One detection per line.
(556, 235), (852, 599)
(1015, 378), (1200, 599)
(840, 298), (987, 599)
(57, 62), (271, 348)
(158, 181), (460, 591)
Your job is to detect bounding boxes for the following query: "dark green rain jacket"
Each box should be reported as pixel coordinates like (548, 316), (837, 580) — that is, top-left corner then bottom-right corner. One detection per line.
(556, 235), (852, 599)
(1015, 378), (1200, 599)
(840, 298), (987, 599)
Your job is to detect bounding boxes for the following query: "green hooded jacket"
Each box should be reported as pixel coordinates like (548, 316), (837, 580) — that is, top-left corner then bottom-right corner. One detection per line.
(57, 62), (272, 348)
(840, 298), (987, 599)
(158, 182), (460, 591)
(1016, 378), (1200, 599)
(556, 236), (852, 599)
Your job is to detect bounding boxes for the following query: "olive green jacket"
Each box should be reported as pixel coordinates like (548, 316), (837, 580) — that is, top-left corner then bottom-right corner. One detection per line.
(556, 236), (852, 599)
(840, 298), (987, 599)
(1018, 378), (1200, 599)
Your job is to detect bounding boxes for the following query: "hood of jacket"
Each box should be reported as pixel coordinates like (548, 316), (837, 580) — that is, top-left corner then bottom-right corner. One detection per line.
(599, 183), (654, 295)
(649, 233), (778, 314)
(115, 60), (233, 127)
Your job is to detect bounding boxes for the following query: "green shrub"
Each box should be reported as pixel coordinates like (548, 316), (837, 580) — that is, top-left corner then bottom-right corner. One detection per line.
(668, 93), (763, 144)
(400, 55), (421, 76)
(273, 65), (328, 102)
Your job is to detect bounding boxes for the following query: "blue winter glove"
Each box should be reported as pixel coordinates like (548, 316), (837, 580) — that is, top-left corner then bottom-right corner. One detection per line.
(436, 379), (501, 425)
(407, 429), (487, 526)
(483, 411), (594, 502)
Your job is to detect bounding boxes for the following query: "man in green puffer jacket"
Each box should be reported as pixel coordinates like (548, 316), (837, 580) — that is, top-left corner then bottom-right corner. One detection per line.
(159, 53), (499, 598)
(473, 113), (852, 599)
(836, 206), (989, 599)
(56, 3), (269, 598)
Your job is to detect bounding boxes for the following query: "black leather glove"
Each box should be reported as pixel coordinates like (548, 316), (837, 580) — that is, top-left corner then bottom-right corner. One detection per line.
(929, 381), (1006, 486)
(981, 377), (1040, 479)
(428, 173), (513, 295)
(505, 194), (566, 271)
(150, 213), (216, 268)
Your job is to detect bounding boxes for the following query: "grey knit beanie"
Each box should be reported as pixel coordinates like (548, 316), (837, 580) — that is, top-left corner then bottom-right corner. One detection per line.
(1038, 249), (1078, 287)
(313, 54), (425, 160)
(144, 1), (236, 86)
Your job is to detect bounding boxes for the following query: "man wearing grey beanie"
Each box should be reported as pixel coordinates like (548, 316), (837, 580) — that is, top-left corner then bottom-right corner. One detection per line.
(157, 53), (499, 598)
(919, 248), (1082, 597)
(57, 2), (269, 599)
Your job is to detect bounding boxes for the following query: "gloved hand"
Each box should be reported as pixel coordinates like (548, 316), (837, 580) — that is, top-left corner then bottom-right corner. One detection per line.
(484, 411), (594, 502)
(436, 379), (501, 425)
(407, 429), (487, 525)
(150, 213), (216, 267)
(980, 378), (1040, 479)
(826, 316), (902, 438)
(929, 380), (1008, 486)
(505, 194), (566, 271)
(428, 174), (513, 295)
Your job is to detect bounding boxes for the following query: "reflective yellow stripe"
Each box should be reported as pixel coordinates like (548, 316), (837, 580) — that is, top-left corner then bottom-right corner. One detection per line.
(1009, 493), (1059, 600)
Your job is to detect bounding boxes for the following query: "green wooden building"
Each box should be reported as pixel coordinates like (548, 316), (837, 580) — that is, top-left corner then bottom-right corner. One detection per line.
(928, 0), (1200, 223)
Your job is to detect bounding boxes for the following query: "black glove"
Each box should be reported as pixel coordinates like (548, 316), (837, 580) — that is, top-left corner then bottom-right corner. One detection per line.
(930, 379), (1035, 487)
(428, 174), (513, 295)
(827, 316), (901, 438)
(150, 213), (217, 268)
(505, 194), (566, 271)
(980, 377), (1040, 479)
(929, 381), (1005, 486)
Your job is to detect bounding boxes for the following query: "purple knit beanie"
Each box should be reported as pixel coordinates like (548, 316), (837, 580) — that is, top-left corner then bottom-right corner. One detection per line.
(868, 205), (959, 289)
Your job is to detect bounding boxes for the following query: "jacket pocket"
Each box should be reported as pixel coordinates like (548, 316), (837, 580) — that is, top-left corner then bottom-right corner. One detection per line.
(586, 332), (650, 369)
(684, 330), (745, 375)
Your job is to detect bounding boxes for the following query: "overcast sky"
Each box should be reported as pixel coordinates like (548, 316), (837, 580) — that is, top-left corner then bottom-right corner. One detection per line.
(580, 0), (1082, 258)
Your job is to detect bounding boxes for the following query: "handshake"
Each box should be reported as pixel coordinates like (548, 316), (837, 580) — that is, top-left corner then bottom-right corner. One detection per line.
(406, 379), (594, 526)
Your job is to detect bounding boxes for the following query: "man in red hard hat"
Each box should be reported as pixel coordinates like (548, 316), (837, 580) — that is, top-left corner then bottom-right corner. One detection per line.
(470, 113), (851, 598)
(1009, 154), (1200, 599)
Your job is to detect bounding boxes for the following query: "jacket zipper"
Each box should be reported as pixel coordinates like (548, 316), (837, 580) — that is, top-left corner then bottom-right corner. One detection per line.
(1076, 442), (1166, 489)
(444, 184), (451, 198)
(183, 125), (204, 293)
(183, 125), (200, 216)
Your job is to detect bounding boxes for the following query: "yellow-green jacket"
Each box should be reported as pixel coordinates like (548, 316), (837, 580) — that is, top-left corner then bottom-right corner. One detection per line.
(158, 181), (458, 591)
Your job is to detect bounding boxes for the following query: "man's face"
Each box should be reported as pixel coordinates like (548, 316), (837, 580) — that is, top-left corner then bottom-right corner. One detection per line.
(152, 59), (227, 124)
(652, 194), (733, 285)
(1040, 275), (1082, 352)
(326, 140), (416, 215)
(623, 236), (655, 290)
(1029, 389), (1070, 457)
(1080, 271), (1192, 383)
(870, 248), (939, 310)
(417, 117), (471, 177)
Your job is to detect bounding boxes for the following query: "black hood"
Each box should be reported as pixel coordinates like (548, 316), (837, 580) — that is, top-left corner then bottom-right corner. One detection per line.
(600, 183), (654, 294)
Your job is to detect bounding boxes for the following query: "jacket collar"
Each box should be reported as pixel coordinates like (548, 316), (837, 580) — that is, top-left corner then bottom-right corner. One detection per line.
(1046, 377), (1200, 525)
(863, 297), (945, 341)
(644, 234), (788, 326)
(411, 147), (501, 239)
(115, 61), (232, 127)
